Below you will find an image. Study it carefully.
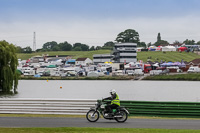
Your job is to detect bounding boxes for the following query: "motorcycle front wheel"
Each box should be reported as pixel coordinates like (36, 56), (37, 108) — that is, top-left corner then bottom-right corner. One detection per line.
(115, 110), (128, 123)
(86, 109), (99, 122)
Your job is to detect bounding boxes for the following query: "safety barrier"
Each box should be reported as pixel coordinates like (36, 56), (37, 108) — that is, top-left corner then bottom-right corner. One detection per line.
(0, 98), (96, 115)
(121, 100), (200, 118)
(1, 99), (200, 118)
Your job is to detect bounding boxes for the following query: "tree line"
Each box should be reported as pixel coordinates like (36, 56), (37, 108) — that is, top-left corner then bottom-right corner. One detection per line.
(15, 29), (200, 53)
(149, 32), (200, 47)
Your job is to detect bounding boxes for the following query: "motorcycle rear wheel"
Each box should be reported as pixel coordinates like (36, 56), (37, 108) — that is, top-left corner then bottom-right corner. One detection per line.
(86, 109), (99, 122)
(115, 110), (128, 123)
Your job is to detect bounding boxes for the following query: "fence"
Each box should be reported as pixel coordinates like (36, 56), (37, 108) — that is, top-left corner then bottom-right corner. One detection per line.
(0, 99), (96, 115)
(121, 100), (200, 118)
(1, 99), (200, 118)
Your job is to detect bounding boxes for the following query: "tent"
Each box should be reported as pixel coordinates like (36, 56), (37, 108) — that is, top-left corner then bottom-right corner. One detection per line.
(161, 62), (186, 68)
(160, 62), (173, 67)
(156, 47), (162, 51)
(148, 46), (157, 51)
(172, 62), (186, 68)
(178, 47), (187, 52)
(162, 46), (176, 51)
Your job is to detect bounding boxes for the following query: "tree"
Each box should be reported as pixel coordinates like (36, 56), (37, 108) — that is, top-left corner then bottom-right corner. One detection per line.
(154, 40), (169, 47)
(42, 41), (58, 51)
(147, 42), (152, 48)
(73, 47), (82, 51)
(23, 46), (32, 53)
(36, 49), (42, 52)
(157, 33), (161, 42)
(58, 41), (72, 51)
(89, 46), (95, 51)
(96, 46), (102, 50)
(15, 46), (23, 53)
(197, 41), (200, 45)
(116, 29), (140, 43)
(154, 33), (169, 46)
(173, 40), (181, 45)
(103, 41), (115, 47)
(52, 45), (60, 51)
(137, 42), (146, 48)
(73, 43), (82, 49)
(81, 44), (89, 51)
(0, 41), (19, 94)
(183, 39), (195, 45)
(102, 41), (115, 50)
(73, 43), (89, 51)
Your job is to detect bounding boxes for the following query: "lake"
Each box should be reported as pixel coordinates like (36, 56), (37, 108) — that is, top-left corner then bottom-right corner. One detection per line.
(4, 80), (199, 102)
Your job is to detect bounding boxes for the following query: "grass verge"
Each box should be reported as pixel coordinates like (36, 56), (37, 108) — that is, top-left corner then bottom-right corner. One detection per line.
(1, 114), (200, 120)
(143, 73), (200, 81)
(0, 127), (200, 133)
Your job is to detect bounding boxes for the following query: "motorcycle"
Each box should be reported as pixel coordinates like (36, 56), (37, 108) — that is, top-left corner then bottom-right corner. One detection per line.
(86, 99), (129, 123)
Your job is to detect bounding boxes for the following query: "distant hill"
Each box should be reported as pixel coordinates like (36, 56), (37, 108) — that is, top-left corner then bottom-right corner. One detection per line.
(17, 50), (200, 63)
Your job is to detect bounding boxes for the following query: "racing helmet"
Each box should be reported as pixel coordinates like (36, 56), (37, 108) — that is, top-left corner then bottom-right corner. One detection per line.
(110, 89), (116, 95)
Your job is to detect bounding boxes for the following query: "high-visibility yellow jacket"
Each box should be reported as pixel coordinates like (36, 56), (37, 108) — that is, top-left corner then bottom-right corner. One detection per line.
(111, 93), (120, 106)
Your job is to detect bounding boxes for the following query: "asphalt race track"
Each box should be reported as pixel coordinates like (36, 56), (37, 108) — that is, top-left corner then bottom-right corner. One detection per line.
(0, 117), (200, 129)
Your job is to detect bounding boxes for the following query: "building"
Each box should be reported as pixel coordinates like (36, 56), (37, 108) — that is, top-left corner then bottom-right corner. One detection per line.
(161, 46), (176, 51)
(93, 43), (137, 64)
(75, 58), (93, 66)
(93, 54), (113, 64)
(112, 43), (137, 63)
(30, 55), (44, 63)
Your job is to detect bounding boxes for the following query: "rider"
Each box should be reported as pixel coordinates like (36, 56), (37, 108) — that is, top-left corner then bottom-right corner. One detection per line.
(103, 89), (120, 116)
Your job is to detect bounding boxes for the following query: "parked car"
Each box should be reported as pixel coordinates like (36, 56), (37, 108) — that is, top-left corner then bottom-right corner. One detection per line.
(187, 67), (200, 73)
(112, 70), (124, 76)
(177, 69), (183, 73)
(126, 70), (134, 76)
(150, 70), (162, 76)
(159, 69), (170, 75)
(134, 69), (144, 76)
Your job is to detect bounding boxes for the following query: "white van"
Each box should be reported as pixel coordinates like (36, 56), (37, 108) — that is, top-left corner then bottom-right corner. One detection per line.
(23, 68), (35, 76)
(134, 69), (144, 76)
(187, 67), (200, 73)
(150, 70), (162, 76)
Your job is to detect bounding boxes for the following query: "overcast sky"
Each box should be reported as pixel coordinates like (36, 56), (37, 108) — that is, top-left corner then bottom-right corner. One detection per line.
(1, 0), (200, 49)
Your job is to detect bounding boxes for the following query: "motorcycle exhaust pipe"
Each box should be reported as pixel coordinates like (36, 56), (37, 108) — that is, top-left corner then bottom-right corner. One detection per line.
(114, 115), (123, 118)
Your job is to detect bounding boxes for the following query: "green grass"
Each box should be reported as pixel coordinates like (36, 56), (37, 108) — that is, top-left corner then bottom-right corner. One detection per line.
(17, 50), (200, 62)
(0, 127), (200, 133)
(143, 73), (200, 81)
(137, 51), (200, 62)
(17, 50), (111, 60)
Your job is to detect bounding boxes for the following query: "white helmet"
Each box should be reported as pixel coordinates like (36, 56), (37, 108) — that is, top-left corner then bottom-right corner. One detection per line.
(110, 89), (116, 95)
